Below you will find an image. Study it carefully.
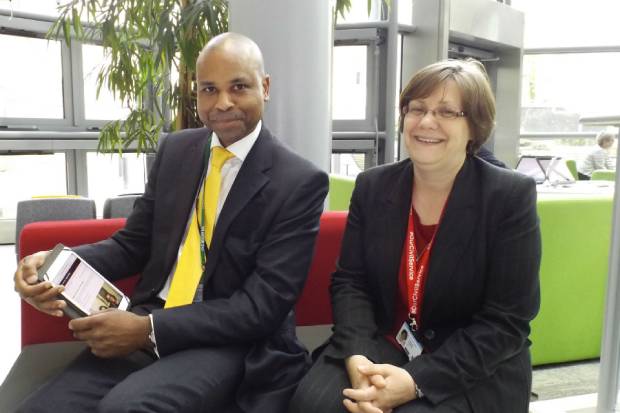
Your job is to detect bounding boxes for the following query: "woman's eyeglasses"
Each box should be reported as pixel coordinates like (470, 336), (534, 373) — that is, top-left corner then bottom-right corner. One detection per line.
(404, 106), (466, 120)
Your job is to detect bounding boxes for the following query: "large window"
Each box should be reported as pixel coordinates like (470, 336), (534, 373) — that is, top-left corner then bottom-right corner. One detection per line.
(512, 1), (620, 165)
(521, 53), (620, 132)
(332, 46), (368, 120)
(0, 13), (132, 130)
(82, 45), (131, 121)
(0, 34), (64, 120)
(0, 0), (66, 17)
(0, 153), (67, 220)
(331, 154), (365, 177)
(512, 0), (620, 48)
(86, 152), (146, 216)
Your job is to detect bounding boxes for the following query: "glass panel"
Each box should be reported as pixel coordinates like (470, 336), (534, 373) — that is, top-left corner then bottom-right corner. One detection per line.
(398, 0), (413, 25)
(0, 0), (70, 17)
(512, 0), (620, 48)
(82, 44), (132, 121)
(332, 45), (367, 120)
(0, 153), (67, 220)
(338, 0), (381, 23)
(0, 34), (64, 120)
(519, 134), (617, 168)
(86, 152), (146, 216)
(521, 53), (620, 133)
(331, 153), (365, 177)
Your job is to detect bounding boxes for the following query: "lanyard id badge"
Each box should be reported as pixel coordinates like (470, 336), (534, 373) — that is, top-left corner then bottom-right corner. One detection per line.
(396, 321), (423, 361)
(406, 207), (435, 331)
(406, 202), (446, 331)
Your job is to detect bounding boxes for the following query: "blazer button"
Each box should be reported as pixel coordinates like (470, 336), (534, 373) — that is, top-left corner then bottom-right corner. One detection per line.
(423, 329), (436, 340)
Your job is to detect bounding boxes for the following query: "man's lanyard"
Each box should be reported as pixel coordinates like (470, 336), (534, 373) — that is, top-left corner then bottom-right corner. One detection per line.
(406, 204), (444, 331)
(196, 137), (213, 271)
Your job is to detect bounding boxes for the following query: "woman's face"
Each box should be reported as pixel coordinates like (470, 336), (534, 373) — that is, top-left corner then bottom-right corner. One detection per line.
(403, 80), (471, 172)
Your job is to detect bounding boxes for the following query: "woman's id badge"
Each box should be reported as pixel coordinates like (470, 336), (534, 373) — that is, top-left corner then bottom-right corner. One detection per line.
(396, 322), (423, 361)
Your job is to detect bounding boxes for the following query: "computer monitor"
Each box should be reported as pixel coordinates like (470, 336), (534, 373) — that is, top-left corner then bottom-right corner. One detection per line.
(515, 156), (550, 183)
(515, 155), (575, 184)
(545, 157), (576, 184)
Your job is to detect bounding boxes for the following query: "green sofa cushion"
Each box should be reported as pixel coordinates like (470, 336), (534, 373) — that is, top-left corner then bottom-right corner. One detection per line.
(591, 170), (615, 181)
(530, 196), (613, 365)
(328, 174), (355, 211)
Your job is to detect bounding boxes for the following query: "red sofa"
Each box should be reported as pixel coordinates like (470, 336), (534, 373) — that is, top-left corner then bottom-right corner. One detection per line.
(0, 211), (346, 410)
(17, 211), (347, 347)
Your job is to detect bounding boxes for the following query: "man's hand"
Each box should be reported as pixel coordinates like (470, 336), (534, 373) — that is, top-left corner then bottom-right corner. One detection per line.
(343, 364), (416, 412)
(69, 310), (151, 358)
(343, 355), (390, 413)
(14, 251), (67, 317)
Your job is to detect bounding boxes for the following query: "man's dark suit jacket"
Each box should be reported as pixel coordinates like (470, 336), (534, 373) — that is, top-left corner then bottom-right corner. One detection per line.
(324, 156), (541, 412)
(74, 126), (329, 412)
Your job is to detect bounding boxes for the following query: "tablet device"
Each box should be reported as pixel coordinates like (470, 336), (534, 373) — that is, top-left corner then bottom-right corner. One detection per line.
(37, 243), (131, 318)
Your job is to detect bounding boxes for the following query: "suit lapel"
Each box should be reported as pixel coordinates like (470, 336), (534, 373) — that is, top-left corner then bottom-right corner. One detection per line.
(164, 130), (211, 272)
(422, 157), (478, 322)
(376, 160), (413, 317)
(203, 127), (272, 283)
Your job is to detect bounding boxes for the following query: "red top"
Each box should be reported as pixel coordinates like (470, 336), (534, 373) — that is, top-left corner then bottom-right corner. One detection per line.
(386, 209), (437, 349)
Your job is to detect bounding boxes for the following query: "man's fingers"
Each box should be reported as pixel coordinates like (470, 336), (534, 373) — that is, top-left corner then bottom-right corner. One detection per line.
(36, 297), (66, 311)
(17, 281), (51, 298)
(14, 251), (49, 286)
(30, 285), (64, 303)
(69, 312), (104, 332)
(19, 252), (48, 274)
(26, 298), (65, 317)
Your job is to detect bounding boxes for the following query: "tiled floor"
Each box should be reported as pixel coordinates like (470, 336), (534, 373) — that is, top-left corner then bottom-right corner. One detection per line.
(0, 245), (608, 410)
(529, 393), (597, 413)
(530, 360), (600, 412)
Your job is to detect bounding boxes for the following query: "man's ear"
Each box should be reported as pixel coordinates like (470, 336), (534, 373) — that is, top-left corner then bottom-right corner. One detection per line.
(262, 75), (271, 101)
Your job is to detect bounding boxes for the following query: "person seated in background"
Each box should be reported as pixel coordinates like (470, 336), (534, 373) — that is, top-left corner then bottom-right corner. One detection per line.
(578, 130), (616, 180)
(13, 32), (328, 413)
(290, 59), (541, 413)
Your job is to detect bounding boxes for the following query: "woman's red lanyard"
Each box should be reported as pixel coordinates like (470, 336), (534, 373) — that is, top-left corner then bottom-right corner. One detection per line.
(406, 205), (442, 331)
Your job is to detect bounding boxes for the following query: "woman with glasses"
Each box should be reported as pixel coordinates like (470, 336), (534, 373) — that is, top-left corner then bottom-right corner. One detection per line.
(290, 59), (541, 413)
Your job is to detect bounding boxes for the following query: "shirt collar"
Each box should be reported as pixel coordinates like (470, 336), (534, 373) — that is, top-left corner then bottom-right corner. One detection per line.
(210, 120), (262, 162)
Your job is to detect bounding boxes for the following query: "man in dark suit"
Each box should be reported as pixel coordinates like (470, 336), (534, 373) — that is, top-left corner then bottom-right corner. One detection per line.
(14, 32), (328, 413)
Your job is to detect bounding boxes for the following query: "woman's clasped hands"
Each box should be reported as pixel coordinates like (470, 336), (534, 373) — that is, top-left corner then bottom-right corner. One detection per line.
(343, 355), (417, 413)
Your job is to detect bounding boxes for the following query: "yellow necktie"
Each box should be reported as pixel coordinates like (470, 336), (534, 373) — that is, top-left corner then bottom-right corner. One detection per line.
(165, 146), (234, 308)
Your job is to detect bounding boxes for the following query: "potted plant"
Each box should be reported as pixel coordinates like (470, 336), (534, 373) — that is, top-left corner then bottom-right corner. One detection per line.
(51, 0), (353, 154)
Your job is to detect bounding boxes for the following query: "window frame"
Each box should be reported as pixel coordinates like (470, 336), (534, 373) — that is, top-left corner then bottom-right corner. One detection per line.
(0, 10), (136, 133)
(519, 46), (620, 142)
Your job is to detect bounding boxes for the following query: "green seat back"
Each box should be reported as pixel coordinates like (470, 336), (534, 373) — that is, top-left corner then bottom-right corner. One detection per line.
(591, 170), (616, 181)
(530, 196), (613, 365)
(328, 174), (355, 211)
(565, 159), (578, 180)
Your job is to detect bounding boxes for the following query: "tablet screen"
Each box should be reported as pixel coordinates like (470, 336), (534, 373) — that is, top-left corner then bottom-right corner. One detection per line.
(47, 249), (125, 315)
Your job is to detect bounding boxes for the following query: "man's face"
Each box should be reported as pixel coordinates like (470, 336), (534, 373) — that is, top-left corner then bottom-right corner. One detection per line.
(196, 48), (270, 146)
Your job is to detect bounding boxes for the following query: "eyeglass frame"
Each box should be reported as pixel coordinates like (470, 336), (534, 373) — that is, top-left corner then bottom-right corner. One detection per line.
(402, 104), (467, 121)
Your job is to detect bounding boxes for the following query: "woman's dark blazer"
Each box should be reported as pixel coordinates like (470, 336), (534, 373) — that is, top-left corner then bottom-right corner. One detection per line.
(323, 155), (541, 412)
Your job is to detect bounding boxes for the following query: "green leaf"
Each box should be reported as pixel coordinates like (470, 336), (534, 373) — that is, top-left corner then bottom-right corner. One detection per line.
(71, 8), (82, 38)
(63, 18), (72, 45)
